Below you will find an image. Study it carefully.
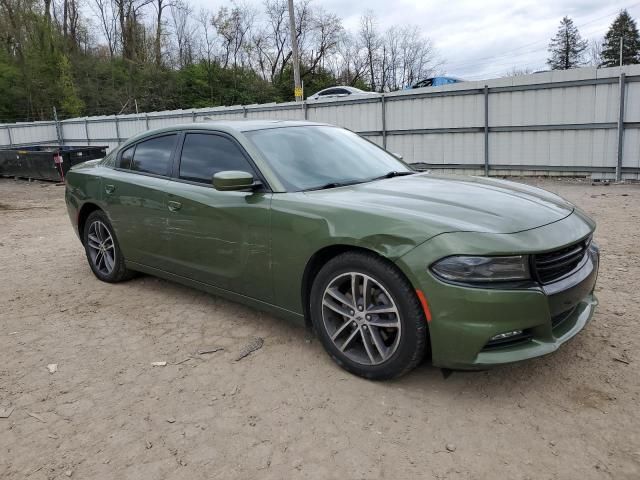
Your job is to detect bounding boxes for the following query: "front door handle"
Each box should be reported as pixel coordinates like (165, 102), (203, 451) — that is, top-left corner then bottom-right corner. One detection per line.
(105, 184), (115, 194)
(168, 200), (182, 212)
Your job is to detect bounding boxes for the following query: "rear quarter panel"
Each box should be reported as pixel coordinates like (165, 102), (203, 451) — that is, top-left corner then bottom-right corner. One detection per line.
(65, 165), (105, 239)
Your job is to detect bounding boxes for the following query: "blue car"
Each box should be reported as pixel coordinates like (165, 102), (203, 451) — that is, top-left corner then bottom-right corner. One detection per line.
(410, 77), (462, 89)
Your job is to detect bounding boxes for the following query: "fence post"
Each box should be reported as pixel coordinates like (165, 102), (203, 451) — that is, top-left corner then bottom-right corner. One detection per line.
(616, 73), (626, 182)
(53, 107), (63, 146)
(484, 85), (489, 177)
(192, 110), (196, 122)
(5, 125), (13, 147)
(115, 115), (121, 144)
(303, 100), (308, 120)
(243, 106), (248, 118)
(145, 113), (150, 130)
(381, 94), (387, 149)
(85, 118), (90, 145)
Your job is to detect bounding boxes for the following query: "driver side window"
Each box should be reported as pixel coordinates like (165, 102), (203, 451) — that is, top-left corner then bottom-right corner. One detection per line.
(178, 133), (256, 184)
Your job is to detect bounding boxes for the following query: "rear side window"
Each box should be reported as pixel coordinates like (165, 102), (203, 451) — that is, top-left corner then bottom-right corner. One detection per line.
(119, 145), (135, 169)
(130, 135), (177, 176)
(179, 133), (256, 184)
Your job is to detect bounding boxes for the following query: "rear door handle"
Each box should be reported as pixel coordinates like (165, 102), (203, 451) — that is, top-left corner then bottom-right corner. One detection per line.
(105, 184), (115, 194)
(168, 200), (182, 212)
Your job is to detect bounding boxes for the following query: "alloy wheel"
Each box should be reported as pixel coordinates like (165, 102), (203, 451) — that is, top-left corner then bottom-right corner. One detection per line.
(86, 220), (116, 275)
(321, 272), (402, 366)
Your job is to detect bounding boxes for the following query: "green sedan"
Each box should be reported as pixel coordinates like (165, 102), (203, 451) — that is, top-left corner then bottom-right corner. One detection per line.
(65, 120), (599, 379)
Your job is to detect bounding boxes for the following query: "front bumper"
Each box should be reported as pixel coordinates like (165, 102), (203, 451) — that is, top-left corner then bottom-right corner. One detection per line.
(396, 212), (599, 369)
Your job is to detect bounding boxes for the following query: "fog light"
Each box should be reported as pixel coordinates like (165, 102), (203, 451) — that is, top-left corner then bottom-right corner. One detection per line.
(490, 330), (523, 341)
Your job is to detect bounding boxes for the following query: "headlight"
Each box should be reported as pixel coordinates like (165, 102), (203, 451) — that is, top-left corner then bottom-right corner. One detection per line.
(431, 255), (530, 283)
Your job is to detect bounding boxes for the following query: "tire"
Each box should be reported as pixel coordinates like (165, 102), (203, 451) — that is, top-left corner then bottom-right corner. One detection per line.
(310, 251), (427, 380)
(83, 210), (133, 283)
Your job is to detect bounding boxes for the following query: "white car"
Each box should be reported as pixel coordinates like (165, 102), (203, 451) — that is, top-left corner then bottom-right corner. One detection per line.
(307, 86), (380, 101)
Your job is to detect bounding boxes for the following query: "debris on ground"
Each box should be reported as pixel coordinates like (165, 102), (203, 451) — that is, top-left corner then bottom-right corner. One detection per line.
(145, 441), (153, 449)
(612, 357), (630, 365)
(47, 363), (58, 374)
(64, 469), (73, 477)
(0, 406), (15, 418)
(166, 418), (176, 423)
(173, 357), (192, 365)
(446, 443), (457, 452)
(26, 411), (46, 423)
(197, 347), (224, 355)
(234, 337), (264, 361)
(151, 361), (167, 367)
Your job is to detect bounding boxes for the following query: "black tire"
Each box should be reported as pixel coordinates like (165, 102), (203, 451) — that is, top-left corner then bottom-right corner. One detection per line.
(83, 210), (133, 283)
(310, 251), (427, 380)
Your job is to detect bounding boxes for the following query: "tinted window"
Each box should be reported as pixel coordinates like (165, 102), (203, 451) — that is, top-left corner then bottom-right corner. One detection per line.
(119, 145), (135, 169)
(130, 135), (177, 176)
(334, 89), (350, 95)
(101, 150), (116, 167)
(318, 89), (337, 96)
(179, 133), (255, 184)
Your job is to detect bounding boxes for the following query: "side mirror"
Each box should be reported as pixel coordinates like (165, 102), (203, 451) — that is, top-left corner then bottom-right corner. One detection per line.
(391, 152), (404, 161)
(212, 170), (257, 191)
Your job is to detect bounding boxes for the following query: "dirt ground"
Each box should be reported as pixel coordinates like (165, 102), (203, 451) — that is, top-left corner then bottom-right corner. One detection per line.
(0, 177), (638, 480)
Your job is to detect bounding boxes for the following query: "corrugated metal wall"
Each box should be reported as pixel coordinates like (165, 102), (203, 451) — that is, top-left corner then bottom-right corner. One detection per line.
(2, 65), (639, 179)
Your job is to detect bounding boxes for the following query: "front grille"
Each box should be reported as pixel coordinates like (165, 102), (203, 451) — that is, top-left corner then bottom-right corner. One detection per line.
(532, 237), (590, 284)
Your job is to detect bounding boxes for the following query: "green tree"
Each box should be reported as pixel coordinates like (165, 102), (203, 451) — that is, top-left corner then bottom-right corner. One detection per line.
(547, 16), (588, 70)
(58, 55), (85, 117)
(601, 10), (640, 67)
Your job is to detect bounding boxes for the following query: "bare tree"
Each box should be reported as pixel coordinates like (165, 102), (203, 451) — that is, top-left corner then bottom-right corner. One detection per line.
(197, 8), (217, 101)
(300, 7), (342, 76)
(329, 31), (368, 85)
(151, 0), (175, 66)
(113, 0), (152, 61)
(169, 0), (193, 68)
(212, 3), (254, 70)
(504, 66), (534, 77)
(359, 12), (379, 91)
(91, 0), (119, 57)
(586, 38), (602, 67)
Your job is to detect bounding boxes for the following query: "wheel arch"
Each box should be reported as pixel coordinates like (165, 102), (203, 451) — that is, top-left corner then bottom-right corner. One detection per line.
(300, 244), (423, 330)
(77, 202), (103, 243)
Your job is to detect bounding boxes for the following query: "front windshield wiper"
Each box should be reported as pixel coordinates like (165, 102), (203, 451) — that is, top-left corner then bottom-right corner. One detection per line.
(305, 171), (416, 191)
(369, 171), (416, 181)
(305, 179), (365, 191)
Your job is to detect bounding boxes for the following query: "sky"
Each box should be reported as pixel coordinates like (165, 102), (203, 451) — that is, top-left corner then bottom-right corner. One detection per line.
(189, 0), (640, 80)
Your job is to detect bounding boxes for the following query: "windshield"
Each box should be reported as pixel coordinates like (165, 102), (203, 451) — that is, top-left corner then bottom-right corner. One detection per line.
(245, 126), (412, 191)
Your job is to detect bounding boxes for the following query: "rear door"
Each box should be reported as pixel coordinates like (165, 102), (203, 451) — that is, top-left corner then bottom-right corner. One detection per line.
(163, 131), (273, 302)
(101, 134), (178, 271)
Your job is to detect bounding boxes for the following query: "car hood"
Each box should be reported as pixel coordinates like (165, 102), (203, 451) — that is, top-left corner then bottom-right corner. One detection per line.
(304, 173), (574, 235)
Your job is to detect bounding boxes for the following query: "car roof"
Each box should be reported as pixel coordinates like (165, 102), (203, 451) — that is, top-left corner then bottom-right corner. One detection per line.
(119, 120), (332, 147)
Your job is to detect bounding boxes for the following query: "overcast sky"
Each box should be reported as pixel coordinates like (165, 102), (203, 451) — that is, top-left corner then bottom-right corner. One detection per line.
(190, 0), (640, 80)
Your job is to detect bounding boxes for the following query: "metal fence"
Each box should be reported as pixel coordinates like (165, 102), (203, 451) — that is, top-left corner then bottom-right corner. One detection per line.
(2, 64), (640, 180)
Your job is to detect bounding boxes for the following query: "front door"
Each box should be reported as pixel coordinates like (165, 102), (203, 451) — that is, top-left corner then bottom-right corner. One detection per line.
(164, 132), (273, 303)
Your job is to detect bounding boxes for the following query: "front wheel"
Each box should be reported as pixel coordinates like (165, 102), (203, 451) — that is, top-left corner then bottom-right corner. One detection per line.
(310, 251), (428, 380)
(83, 210), (133, 283)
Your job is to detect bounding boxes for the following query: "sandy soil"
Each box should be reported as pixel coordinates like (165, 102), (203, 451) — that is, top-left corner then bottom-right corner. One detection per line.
(0, 177), (639, 480)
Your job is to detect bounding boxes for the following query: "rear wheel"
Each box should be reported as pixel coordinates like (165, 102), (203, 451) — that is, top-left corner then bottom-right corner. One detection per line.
(310, 251), (427, 380)
(83, 210), (133, 283)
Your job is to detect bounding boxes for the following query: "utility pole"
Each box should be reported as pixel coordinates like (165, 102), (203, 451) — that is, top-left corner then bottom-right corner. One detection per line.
(287, 0), (302, 101)
(619, 35), (624, 67)
(53, 107), (63, 146)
